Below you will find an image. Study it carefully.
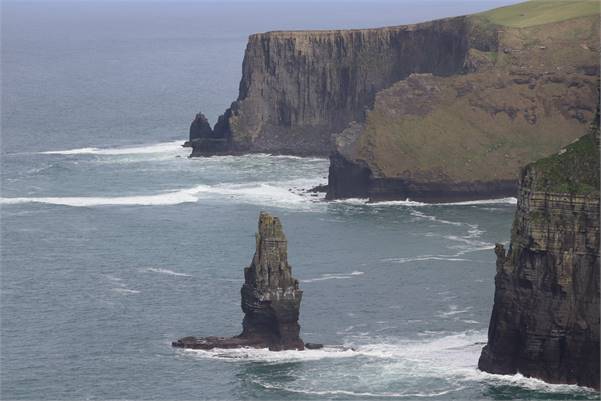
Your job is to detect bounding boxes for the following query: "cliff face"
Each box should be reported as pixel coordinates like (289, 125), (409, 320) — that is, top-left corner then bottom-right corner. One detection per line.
(173, 212), (305, 351)
(478, 119), (600, 389)
(327, 9), (600, 201)
(190, 17), (480, 156)
(222, 18), (473, 155)
(188, 1), (599, 202)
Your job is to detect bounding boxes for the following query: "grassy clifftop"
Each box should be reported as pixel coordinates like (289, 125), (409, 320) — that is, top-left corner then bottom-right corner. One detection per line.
(528, 113), (600, 195)
(478, 0), (599, 28)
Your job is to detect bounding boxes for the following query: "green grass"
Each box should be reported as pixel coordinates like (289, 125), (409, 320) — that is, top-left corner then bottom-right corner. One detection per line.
(529, 119), (600, 195)
(479, 0), (600, 28)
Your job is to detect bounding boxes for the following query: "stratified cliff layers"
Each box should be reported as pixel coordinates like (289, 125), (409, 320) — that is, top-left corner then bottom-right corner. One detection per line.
(478, 113), (600, 389)
(173, 212), (306, 351)
(189, 1), (599, 201)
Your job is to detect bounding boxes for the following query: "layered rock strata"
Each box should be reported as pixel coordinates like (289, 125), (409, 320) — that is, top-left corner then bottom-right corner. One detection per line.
(189, 16), (480, 156)
(173, 212), (306, 351)
(478, 114), (600, 389)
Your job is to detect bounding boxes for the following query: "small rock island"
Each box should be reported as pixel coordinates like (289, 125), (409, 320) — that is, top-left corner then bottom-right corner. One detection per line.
(173, 212), (318, 351)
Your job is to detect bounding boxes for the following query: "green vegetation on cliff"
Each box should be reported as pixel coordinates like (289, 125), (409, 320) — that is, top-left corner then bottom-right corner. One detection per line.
(529, 116), (600, 194)
(342, 1), (600, 186)
(479, 0), (599, 28)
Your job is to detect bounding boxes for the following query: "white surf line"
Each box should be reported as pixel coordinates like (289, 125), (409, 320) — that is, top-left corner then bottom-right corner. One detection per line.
(0, 179), (329, 209)
(37, 140), (185, 155)
(144, 267), (191, 277)
(331, 197), (517, 207)
(301, 271), (364, 283)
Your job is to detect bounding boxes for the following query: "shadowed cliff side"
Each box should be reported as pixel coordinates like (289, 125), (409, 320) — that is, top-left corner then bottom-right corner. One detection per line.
(478, 108), (600, 389)
(173, 212), (308, 351)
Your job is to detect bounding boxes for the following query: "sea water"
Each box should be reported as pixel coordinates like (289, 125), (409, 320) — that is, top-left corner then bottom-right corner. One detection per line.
(2, 2), (598, 400)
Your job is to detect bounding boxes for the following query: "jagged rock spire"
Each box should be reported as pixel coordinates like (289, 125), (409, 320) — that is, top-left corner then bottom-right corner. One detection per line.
(172, 211), (305, 351)
(239, 212), (304, 350)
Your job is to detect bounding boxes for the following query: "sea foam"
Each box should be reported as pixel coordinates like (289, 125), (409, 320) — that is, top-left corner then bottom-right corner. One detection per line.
(179, 330), (597, 397)
(38, 140), (185, 155)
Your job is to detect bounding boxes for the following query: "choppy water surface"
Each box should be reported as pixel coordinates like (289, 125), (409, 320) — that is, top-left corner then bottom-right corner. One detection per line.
(3, 142), (598, 400)
(2, 2), (598, 400)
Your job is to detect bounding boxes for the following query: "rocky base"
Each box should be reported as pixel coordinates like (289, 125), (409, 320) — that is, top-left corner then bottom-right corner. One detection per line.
(172, 336), (321, 351)
(326, 151), (518, 202)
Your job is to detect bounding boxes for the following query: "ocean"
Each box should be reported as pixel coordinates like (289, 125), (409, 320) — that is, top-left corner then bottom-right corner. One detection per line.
(1, 1), (598, 400)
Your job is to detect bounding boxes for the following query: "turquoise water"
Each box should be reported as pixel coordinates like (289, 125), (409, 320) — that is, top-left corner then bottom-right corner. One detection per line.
(2, 2), (598, 400)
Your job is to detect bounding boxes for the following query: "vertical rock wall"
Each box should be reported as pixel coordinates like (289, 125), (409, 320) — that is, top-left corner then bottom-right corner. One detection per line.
(478, 126), (600, 389)
(212, 17), (474, 155)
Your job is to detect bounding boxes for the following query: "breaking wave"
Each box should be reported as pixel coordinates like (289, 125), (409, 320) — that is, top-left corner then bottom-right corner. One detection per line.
(383, 256), (470, 264)
(301, 271), (364, 283)
(38, 140), (186, 155)
(333, 197), (517, 207)
(144, 268), (191, 277)
(111, 288), (140, 294)
(0, 181), (325, 209)
(179, 330), (597, 398)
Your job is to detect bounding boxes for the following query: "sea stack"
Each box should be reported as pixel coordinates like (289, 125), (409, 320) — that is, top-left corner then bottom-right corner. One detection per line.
(478, 110), (600, 389)
(173, 212), (306, 351)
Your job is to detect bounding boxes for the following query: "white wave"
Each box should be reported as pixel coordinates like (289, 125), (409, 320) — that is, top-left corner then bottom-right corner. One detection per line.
(410, 210), (463, 226)
(331, 198), (427, 207)
(331, 197), (516, 207)
(437, 305), (473, 317)
(252, 380), (463, 398)
(301, 271), (365, 283)
(473, 371), (600, 393)
(437, 197), (518, 206)
(0, 181), (324, 209)
(383, 255), (470, 264)
(181, 345), (358, 363)
(0, 188), (202, 207)
(38, 140), (185, 155)
(144, 268), (191, 277)
(111, 288), (140, 294)
(179, 330), (597, 396)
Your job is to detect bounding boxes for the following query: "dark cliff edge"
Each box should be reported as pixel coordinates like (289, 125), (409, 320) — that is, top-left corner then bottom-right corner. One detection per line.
(173, 212), (318, 351)
(478, 111), (600, 389)
(188, 16), (482, 157)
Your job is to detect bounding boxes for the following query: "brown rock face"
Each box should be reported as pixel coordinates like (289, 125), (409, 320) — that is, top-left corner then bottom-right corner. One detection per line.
(478, 120), (600, 389)
(172, 212), (305, 351)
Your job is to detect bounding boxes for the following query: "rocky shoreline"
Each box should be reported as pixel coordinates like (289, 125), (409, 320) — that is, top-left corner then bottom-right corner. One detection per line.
(326, 151), (518, 202)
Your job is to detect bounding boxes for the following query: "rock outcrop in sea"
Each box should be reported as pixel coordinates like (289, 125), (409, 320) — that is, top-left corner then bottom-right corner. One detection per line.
(184, 112), (229, 155)
(173, 212), (308, 351)
(187, 1), (599, 201)
(478, 109), (600, 389)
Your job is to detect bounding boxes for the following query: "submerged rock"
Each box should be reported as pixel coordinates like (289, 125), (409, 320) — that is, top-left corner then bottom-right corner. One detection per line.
(478, 112), (600, 389)
(173, 212), (310, 351)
